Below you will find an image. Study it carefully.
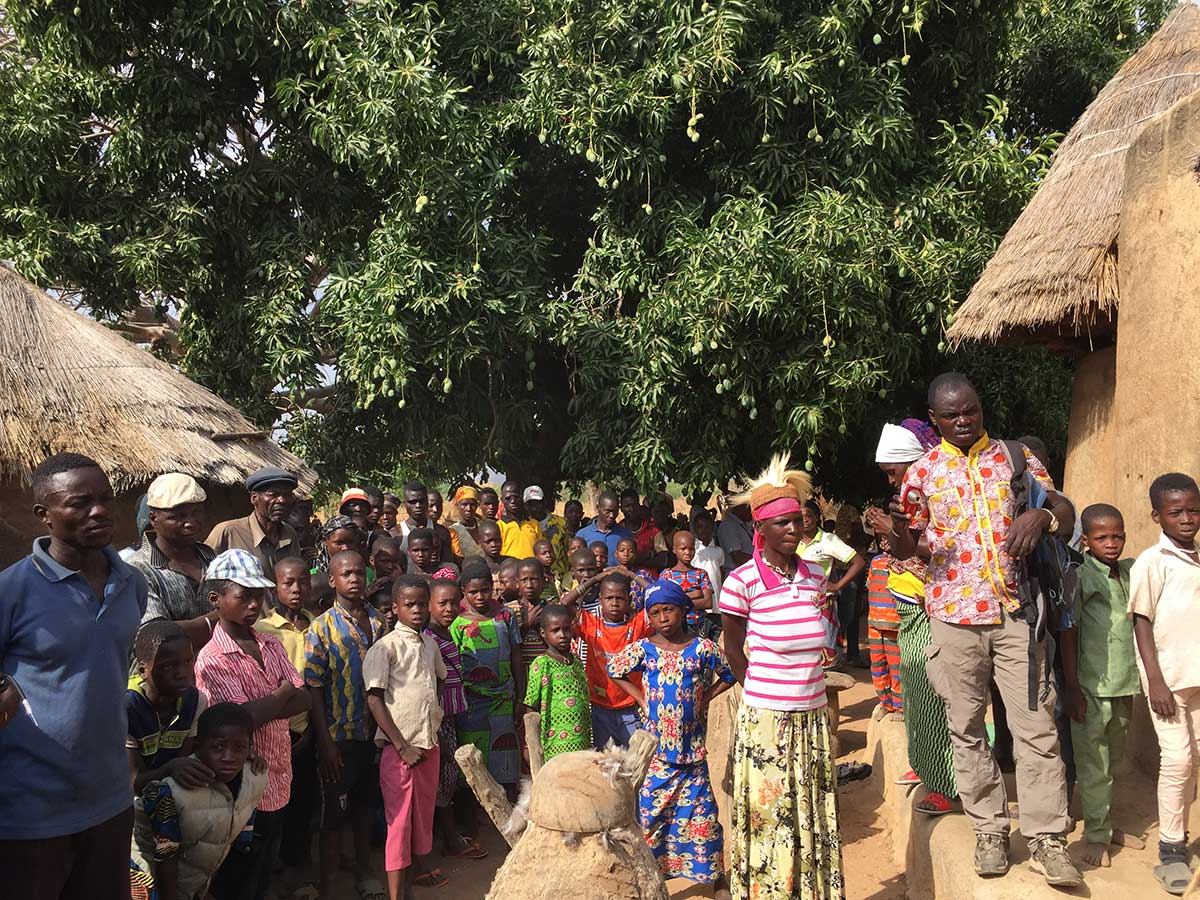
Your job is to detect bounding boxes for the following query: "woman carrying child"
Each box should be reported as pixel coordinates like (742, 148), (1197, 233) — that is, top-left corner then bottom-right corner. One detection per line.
(609, 578), (735, 899)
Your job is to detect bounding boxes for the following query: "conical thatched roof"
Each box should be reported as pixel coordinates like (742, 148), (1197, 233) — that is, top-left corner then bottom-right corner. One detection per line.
(949, 1), (1200, 347)
(0, 265), (317, 492)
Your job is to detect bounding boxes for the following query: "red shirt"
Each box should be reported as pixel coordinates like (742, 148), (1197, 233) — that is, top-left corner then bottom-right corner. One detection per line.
(574, 610), (653, 709)
(195, 625), (304, 812)
(628, 521), (661, 575)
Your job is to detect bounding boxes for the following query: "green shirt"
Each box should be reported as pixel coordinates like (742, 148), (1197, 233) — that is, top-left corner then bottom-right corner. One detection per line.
(1076, 554), (1140, 697)
(523, 653), (592, 760)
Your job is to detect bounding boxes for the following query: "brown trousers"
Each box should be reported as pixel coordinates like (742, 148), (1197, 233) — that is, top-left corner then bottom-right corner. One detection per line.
(926, 614), (1070, 838)
(0, 806), (133, 900)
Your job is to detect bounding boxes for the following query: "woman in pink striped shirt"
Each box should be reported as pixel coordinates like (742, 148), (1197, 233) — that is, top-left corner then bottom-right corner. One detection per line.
(721, 455), (845, 900)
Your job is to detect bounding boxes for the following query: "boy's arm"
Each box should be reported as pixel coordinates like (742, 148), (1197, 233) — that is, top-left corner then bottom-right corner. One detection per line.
(1058, 627), (1085, 723)
(366, 690), (423, 764)
(151, 857), (179, 900)
(1134, 615), (1175, 717)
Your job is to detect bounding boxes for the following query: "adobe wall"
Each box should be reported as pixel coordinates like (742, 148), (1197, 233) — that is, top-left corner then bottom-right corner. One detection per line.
(1062, 346), (1117, 525)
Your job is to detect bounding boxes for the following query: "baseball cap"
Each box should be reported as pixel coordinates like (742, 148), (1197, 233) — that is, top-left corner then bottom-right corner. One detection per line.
(340, 488), (371, 511)
(245, 466), (298, 493)
(523, 485), (545, 503)
(205, 549), (275, 589)
(146, 473), (208, 510)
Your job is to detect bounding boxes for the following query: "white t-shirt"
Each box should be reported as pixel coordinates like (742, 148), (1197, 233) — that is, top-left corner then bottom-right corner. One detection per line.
(693, 540), (725, 612)
(798, 530), (857, 578)
(1128, 532), (1200, 692)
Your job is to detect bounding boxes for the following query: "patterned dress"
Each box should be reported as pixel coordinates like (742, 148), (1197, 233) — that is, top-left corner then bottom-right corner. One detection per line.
(426, 628), (469, 806)
(658, 566), (716, 637)
(450, 609), (522, 785)
(523, 653), (593, 759)
(607, 637), (735, 884)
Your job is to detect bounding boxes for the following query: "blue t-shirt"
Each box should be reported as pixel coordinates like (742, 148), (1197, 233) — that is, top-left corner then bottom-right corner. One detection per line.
(0, 538), (148, 839)
(574, 522), (634, 567)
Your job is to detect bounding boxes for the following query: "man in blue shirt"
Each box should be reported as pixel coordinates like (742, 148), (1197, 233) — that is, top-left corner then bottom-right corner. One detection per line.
(575, 491), (633, 567)
(0, 453), (148, 900)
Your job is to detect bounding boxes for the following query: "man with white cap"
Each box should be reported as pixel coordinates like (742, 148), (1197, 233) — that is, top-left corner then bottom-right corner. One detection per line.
(498, 478), (542, 559)
(129, 472), (217, 648)
(207, 466), (301, 574)
(523, 485), (570, 582)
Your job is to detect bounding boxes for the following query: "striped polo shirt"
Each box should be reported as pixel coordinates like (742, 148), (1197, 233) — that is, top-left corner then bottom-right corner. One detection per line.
(722, 556), (829, 711)
(303, 601), (387, 742)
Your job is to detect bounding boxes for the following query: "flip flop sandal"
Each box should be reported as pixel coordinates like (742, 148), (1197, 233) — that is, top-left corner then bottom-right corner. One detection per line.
(1155, 861), (1192, 895)
(413, 869), (449, 888)
(915, 792), (954, 816)
(357, 876), (389, 899)
(895, 769), (921, 786)
(445, 843), (489, 860)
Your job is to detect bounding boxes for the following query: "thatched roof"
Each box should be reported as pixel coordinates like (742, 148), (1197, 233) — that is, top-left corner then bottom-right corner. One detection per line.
(949, 1), (1200, 347)
(0, 265), (317, 492)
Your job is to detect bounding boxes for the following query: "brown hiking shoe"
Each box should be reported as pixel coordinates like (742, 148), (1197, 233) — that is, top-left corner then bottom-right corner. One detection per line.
(1029, 835), (1083, 887)
(974, 833), (1009, 877)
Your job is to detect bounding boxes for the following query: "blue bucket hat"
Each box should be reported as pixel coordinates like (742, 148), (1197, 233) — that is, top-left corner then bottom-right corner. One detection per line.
(643, 578), (693, 611)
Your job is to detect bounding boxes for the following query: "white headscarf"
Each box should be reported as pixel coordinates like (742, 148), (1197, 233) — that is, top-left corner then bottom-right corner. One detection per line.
(875, 423), (926, 464)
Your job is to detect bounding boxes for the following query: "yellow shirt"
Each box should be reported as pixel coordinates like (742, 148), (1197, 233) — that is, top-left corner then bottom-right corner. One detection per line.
(254, 607), (314, 733)
(499, 518), (542, 560)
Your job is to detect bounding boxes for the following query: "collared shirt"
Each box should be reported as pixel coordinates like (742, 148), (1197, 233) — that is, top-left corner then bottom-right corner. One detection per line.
(902, 433), (1054, 626)
(498, 517), (541, 560)
(1075, 554), (1139, 697)
(721, 556), (829, 712)
(255, 608), (315, 732)
(206, 513), (300, 574)
(798, 530), (857, 578)
(125, 678), (208, 769)
(1129, 533), (1200, 692)
(304, 601), (388, 742)
(574, 521), (633, 567)
(362, 623), (446, 751)
(0, 538), (148, 839)
(129, 536), (216, 625)
(195, 625), (303, 812)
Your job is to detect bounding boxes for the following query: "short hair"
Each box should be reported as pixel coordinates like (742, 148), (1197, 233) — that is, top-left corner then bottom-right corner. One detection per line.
(196, 702), (254, 744)
(406, 527), (434, 546)
(564, 499), (583, 512)
(517, 557), (544, 576)
(370, 533), (399, 554)
(383, 492), (401, 507)
(134, 620), (189, 664)
(330, 549), (365, 569)
(693, 508), (714, 523)
(362, 484), (384, 504)
(403, 480), (428, 497)
(429, 577), (461, 597)
(804, 500), (821, 517)
(927, 372), (977, 407)
(501, 479), (522, 493)
(541, 603), (572, 626)
(1150, 473), (1200, 509)
(479, 486), (499, 500)
(615, 537), (636, 549)
(204, 578), (235, 598)
(599, 573), (632, 593)
(569, 548), (595, 567)
(1080, 503), (1124, 532)
(498, 557), (520, 577)
(588, 540), (609, 553)
(477, 518), (501, 536)
(392, 573), (431, 600)
(274, 555), (308, 575)
(31, 452), (104, 501)
(596, 490), (619, 507)
(533, 538), (552, 551)
(460, 560), (492, 586)
(620, 487), (641, 503)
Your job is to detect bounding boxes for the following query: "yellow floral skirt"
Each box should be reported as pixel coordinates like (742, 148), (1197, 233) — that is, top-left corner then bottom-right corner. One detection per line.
(730, 704), (845, 900)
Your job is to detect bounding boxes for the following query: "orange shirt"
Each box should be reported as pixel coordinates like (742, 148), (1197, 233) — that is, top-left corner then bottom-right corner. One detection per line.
(575, 610), (653, 709)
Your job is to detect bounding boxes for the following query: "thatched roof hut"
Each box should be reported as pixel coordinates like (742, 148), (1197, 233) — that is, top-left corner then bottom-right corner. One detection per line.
(0, 264), (316, 562)
(948, 1), (1200, 348)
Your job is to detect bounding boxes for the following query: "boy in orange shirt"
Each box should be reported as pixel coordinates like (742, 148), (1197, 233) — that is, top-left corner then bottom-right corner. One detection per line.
(574, 573), (652, 749)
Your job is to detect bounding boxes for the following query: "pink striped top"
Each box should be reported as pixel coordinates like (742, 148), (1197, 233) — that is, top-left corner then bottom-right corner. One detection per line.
(721, 556), (830, 712)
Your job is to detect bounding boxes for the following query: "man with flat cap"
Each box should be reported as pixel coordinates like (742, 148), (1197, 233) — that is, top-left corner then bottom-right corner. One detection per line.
(207, 466), (301, 574)
(129, 473), (218, 649)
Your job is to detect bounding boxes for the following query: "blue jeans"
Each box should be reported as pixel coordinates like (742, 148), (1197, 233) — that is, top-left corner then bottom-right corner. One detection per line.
(591, 705), (639, 750)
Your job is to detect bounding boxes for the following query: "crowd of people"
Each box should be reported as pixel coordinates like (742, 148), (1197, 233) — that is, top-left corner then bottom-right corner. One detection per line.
(1, 370), (1198, 900)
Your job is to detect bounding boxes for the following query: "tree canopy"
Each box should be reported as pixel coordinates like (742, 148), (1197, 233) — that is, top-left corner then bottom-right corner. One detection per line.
(0, 0), (1167, 500)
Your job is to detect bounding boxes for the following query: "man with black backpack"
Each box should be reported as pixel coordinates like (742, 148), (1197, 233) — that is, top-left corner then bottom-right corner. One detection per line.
(885, 373), (1082, 888)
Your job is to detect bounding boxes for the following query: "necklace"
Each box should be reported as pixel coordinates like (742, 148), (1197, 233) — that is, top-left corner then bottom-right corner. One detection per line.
(763, 557), (796, 581)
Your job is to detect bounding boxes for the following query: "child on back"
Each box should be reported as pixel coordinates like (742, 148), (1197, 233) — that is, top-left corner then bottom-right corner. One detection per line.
(575, 573), (652, 749)
(130, 703), (268, 900)
(1060, 503), (1143, 869)
(523, 604), (593, 760)
(364, 576), (447, 900)
(609, 580), (735, 898)
(613, 537), (654, 610)
(660, 530), (716, 638)
(1129, 474), (1200, 895)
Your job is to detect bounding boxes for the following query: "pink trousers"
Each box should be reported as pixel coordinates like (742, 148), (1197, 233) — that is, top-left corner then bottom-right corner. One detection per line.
(379, 743), (440, 871)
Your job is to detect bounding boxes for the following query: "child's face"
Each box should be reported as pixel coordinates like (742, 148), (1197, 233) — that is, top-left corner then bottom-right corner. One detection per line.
(615, 540), (635, 567)
(543, 614), (574, 656)
(212, 583), (265, 628)
(568, 536), (586, 554)
(599, 583), (631, 623)
(534, 543), (555, 570)
(274, 562), (310, 611)
(428, 492), (443, 522)
(145, 637), (195, 699)
(196, 725), (253, 784)
(371, 544), (401, 578)
(517, 565), (545, 602)
(1084, 516), (1126, 566)
(393, 586), (431, 632)
(648, 603), (684, 639)
(479, 492), (500, 520)
(430, 586), (461, 627)
(498, 567), (519, 599)
(408, 537), (435, 571)
(380, 503), (398, 531)
(326, 527), (361, 557)
(673, 532), (696, 566)
(478, 524), (502, 557)
(330, 554), (366, 601)
(571, 556), (599, 585)
(564, 502), (583, 529)
(1153, 489), (1200, 548)
(591, 545), (608, 569)
(694, 516), (714, 545)
(463, 577), (495, 614)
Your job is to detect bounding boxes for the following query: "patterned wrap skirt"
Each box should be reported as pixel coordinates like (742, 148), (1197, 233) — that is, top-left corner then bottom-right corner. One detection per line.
(730, 705), (845, 900)
(895, 600), (958, 798)
(639, 756), (724, 884)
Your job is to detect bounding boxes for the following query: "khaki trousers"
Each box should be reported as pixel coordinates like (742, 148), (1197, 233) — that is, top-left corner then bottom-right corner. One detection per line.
(926, 614), (1070, 837)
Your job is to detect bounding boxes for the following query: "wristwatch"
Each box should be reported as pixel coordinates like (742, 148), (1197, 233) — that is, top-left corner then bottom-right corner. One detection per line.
(1044, 509), (1060, 535)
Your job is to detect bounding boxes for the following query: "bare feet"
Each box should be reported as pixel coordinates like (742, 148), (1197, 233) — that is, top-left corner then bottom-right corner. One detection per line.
(1112, 828), (1145, 849)
(1083, 842), (1111, 868)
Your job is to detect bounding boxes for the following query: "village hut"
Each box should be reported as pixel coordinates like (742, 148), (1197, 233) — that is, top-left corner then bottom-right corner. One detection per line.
(949, 0), (1200, 553)
(0, 264), (317, 566)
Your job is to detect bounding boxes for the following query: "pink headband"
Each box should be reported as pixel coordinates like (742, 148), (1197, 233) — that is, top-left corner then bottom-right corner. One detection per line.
(752, 497), (803, 522)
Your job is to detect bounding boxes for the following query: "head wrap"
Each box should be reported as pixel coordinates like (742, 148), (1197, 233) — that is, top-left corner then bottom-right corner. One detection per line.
(642, 578), (693, 612)
(317, 514), (362, 573)
(901, 418), (939, 450)
(453, 485), (480, 504)
(875, 424), (926, 464)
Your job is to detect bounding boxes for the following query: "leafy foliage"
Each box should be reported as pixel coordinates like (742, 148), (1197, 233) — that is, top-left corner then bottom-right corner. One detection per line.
(0, 0), (1159, 498)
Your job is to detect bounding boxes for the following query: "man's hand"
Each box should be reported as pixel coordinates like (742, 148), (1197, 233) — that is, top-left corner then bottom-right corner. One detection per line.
(318, 739), (343, 783)
(0, 680), (19, 729)
(1063, 684), (1087, 724)
(1148, 676), (1178, 719)
(887, 497), (912, 532)
(399, 745), (426, 766)
(168, 755), (215, 789)
(1004, 508), (1052, 559)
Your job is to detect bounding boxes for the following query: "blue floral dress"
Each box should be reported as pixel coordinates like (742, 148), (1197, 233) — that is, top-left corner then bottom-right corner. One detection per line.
(607, 636), (735, 884)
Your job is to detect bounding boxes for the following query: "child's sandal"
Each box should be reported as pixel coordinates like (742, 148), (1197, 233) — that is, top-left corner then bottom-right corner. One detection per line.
(915, 792), (954, 816)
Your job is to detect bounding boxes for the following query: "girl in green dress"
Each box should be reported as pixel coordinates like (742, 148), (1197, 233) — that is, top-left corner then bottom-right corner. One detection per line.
(523, 604), (592, 759)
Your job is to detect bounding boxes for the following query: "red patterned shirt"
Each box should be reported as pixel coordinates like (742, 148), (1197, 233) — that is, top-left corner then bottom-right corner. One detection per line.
(901, 434), (1053, 626)
(195, 625), (304, 812)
